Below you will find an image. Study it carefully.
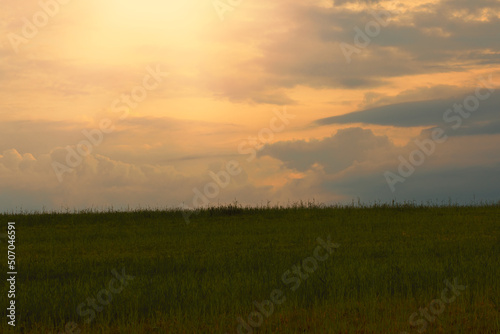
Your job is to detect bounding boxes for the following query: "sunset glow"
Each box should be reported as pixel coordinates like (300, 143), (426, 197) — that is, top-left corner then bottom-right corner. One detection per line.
(1, 0), (499, 211)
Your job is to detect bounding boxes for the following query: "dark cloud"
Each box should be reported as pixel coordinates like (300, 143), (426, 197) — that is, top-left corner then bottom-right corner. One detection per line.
(326, 162), (500, 204)
(258, 124), (500, 204)
(229, 0), (500, 96)
(315, 90), (500, 129)
(259, 127), (395, 174)
(425, 120), (500, 137)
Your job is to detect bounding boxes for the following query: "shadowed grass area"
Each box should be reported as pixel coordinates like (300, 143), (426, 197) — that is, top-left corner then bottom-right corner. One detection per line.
(1, 202), (499, 333)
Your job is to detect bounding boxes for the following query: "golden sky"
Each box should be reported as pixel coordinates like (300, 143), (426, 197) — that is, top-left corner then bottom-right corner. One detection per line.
(1, 0), (500, 211)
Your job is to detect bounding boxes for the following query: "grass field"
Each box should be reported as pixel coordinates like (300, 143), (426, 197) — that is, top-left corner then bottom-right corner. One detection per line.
(1, 203), (499, 333)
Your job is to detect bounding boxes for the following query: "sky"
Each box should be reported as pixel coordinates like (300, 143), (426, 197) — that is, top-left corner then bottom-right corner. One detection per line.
(1, 0), (499, 212)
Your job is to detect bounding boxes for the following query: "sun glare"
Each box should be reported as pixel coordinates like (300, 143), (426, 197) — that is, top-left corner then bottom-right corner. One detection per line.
(102, 0), (210, 30)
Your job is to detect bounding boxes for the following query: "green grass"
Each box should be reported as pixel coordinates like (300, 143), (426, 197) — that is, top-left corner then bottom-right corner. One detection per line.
(1, 203), (499, 333)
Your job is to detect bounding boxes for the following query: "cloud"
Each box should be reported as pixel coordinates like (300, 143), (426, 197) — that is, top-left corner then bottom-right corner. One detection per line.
(0, 147), (273, 212)
(315, 90), (500, 130)
(259, 127), (396, 173)
(326, 161), (500, 203)
(233, 0), (500, 95)
(257, 126), (500, 204)
(0, 116), (244, 166)
(2, 0), (500, 106)
(1, 0), (500, 211)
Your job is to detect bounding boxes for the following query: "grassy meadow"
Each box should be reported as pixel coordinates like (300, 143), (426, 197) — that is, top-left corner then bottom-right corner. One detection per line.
(1, 203), (499, 333)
